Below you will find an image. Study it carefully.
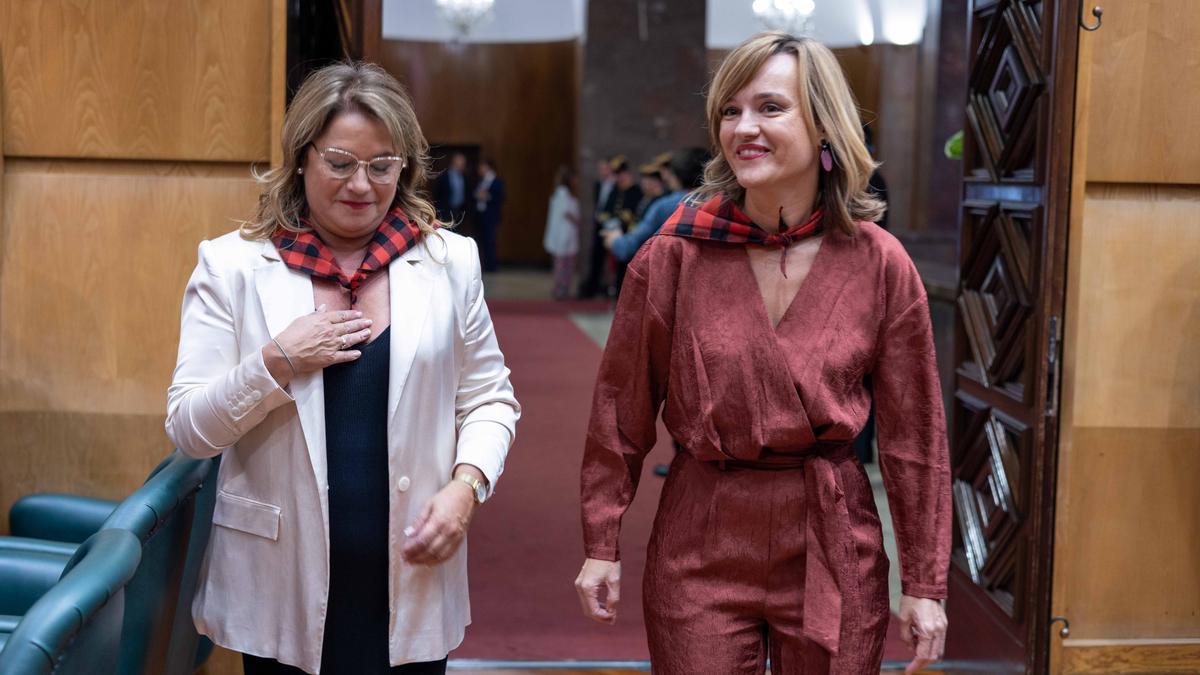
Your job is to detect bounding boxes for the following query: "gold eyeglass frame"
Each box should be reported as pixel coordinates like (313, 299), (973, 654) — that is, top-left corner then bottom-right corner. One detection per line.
(313, 146), (406, 184)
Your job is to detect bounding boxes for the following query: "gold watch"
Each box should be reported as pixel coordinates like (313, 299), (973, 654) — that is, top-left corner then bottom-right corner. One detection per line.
(454, 473), (487, 504)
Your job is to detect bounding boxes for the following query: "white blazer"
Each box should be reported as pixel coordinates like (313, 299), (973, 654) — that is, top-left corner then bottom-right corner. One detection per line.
(165, 228), (519, 674)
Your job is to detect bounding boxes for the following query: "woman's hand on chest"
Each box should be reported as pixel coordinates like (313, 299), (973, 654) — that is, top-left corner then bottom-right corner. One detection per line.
(312, 271), (391, 332)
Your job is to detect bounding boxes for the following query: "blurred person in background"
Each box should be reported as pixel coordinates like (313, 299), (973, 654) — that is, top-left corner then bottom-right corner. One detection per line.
(579, 156), (619, 299)
(434, 151), (470, 226)
(604, 147), (711, 264)
(598, 159), (643, 297)
(474, 157), (506, 272)
(543, 165), (581, 300)
(635, 153), (671, 220)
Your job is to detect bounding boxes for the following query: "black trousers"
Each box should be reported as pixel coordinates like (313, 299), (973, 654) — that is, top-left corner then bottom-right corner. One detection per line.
(578, 224), (607, 297)
(242, 654), (447, 675)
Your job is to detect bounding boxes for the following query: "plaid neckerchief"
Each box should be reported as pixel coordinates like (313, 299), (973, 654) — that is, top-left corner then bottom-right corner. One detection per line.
(659, 195), (825, 277)
(271, 207), (424, 307)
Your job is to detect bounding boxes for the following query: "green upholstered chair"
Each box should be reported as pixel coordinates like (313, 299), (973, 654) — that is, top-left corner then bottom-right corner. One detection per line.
(0, 528), (141, 674)
(8, 493), (119, 543)
(0, 452), (215, 674)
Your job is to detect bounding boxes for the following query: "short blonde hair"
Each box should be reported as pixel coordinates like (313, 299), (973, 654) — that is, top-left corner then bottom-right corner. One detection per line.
(696, 32), (884, 235)
(242, 62), (441, 241)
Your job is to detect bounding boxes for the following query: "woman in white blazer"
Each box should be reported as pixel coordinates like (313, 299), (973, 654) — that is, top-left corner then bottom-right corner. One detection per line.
(165, 63), (519, 675)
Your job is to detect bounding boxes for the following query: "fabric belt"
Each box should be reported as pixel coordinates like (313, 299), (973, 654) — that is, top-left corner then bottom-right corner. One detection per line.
(703, 444), (859, 656)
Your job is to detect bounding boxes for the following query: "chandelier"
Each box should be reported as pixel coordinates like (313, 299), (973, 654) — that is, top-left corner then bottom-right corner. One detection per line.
(752, 0), (816, 36)
(435, 0), (495, 40)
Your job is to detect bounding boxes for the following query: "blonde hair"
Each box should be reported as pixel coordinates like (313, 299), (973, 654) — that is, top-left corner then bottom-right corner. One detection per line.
(242, 62), (441, 241)
(696, 32), (884, 235)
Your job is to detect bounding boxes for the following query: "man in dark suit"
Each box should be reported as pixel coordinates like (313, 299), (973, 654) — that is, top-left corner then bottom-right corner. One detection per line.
(578, 156), (619, 299)
(602, 161), (643, 297)
(473, 157), (505, 273)
(434, 151), (469, 225)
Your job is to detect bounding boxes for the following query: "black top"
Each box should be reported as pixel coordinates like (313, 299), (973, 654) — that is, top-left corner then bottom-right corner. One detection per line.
(322, 326), (394, 673)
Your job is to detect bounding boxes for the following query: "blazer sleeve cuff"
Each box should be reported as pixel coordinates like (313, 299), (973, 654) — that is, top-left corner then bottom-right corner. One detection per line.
(455, 418), (513, 498)
(201, 349), (295, 440)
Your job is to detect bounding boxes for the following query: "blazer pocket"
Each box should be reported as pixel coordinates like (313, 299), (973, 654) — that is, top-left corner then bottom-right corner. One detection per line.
(213, 490), (281, 541)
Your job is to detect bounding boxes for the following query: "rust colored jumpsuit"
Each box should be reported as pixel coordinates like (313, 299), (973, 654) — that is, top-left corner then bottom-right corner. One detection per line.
(580, 223), (952, 674)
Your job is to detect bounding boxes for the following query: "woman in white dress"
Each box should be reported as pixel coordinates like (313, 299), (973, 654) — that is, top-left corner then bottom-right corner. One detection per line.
(543, 165), (581, 299)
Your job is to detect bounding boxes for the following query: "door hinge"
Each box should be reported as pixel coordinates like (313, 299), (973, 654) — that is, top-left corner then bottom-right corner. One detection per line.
(1045, 315), (1063, 417)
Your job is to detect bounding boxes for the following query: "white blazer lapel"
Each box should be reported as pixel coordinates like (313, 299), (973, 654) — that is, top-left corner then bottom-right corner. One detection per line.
(254, 241), (327, 488)
(388, 241), (433, 420)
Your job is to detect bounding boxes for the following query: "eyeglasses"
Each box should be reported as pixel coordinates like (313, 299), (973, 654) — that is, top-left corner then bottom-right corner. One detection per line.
(313, 146), (405, 184)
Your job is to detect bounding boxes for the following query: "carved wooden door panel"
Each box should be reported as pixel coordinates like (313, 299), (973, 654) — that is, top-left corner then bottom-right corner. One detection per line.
(946, 1), (1079, 672)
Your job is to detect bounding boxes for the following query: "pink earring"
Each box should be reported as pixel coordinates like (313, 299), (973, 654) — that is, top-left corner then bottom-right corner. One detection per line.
(820, 140), (834, 172)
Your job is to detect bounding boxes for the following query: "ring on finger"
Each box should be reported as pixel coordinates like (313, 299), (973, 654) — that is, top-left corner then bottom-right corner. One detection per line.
(340, 335), (347, 349)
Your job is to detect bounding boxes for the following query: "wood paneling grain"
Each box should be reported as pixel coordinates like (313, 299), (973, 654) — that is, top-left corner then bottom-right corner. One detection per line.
(1083, 0), (1200, 184)
(270, 0), (287, 167)
(0, 160), (259, 415)
(0, 0), (273, 161)
(0, 411), (173, 537)
(1067, 184), (1200, 429)
(1053, 17), (1200, 669)
(1051, 426), (1200, 640)
(381, 39), (579, 265)
(1061, 639), (1200, 673)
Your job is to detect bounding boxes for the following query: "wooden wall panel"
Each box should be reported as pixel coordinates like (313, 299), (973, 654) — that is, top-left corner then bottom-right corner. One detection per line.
(1060, 640), (1200, 673)
(1053, 5), (1200, 667)
(1084, 0), (1200, 184)
(380, 39), (579, 265)
(1053, 427), (1200, 638)
(0, 161), (259, 532)
(0, 161), (260, 415)
(0, 0), (273, 162)
(1067, 185), (1200, 429)
(0, 0), (283, 570)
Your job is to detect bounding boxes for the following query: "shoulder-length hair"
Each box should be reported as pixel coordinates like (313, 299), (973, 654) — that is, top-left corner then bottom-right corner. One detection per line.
(242, 62), (441, 241)
(695, 32), (884, 235)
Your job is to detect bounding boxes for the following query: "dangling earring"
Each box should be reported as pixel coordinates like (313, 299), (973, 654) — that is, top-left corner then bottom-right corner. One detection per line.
(820, 140), (834, 172)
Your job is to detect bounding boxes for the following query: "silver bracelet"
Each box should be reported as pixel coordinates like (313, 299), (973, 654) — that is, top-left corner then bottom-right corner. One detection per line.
(271, 338), (297, 376)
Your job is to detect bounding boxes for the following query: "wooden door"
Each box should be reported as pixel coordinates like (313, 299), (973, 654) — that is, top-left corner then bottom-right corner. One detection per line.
(945, 0), (1080, 672)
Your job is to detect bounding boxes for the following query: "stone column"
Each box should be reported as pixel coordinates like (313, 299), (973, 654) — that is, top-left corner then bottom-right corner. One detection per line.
(578, 0), (708, 285)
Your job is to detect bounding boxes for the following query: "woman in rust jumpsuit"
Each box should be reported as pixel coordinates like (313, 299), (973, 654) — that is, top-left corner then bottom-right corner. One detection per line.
(575, 33), (951, 675)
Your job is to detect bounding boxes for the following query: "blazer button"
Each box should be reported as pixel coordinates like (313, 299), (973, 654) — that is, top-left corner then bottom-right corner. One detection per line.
(397, 476), (411, 492)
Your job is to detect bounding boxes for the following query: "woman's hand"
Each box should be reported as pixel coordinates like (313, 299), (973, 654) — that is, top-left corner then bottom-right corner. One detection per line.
(263, 306), (373, 385)
(898, 595), (947, 674)
(575, 558), (621, 624)
(401, 478), (477, 565)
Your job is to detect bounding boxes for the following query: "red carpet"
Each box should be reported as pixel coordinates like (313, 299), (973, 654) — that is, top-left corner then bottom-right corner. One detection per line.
(456, 300), (672, 660)
(455, 299), (913, 664)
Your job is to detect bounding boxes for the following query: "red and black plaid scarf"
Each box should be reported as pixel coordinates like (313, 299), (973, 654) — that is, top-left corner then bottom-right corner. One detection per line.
(271, 207), (423, 307)
(659, 195), (824, 277)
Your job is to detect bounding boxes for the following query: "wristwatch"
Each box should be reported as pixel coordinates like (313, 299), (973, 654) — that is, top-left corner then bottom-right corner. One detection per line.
(454, 473), (487, 505)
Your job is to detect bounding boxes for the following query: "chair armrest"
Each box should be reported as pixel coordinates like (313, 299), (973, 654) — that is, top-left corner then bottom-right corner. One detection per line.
(9, 494), (118, 544)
